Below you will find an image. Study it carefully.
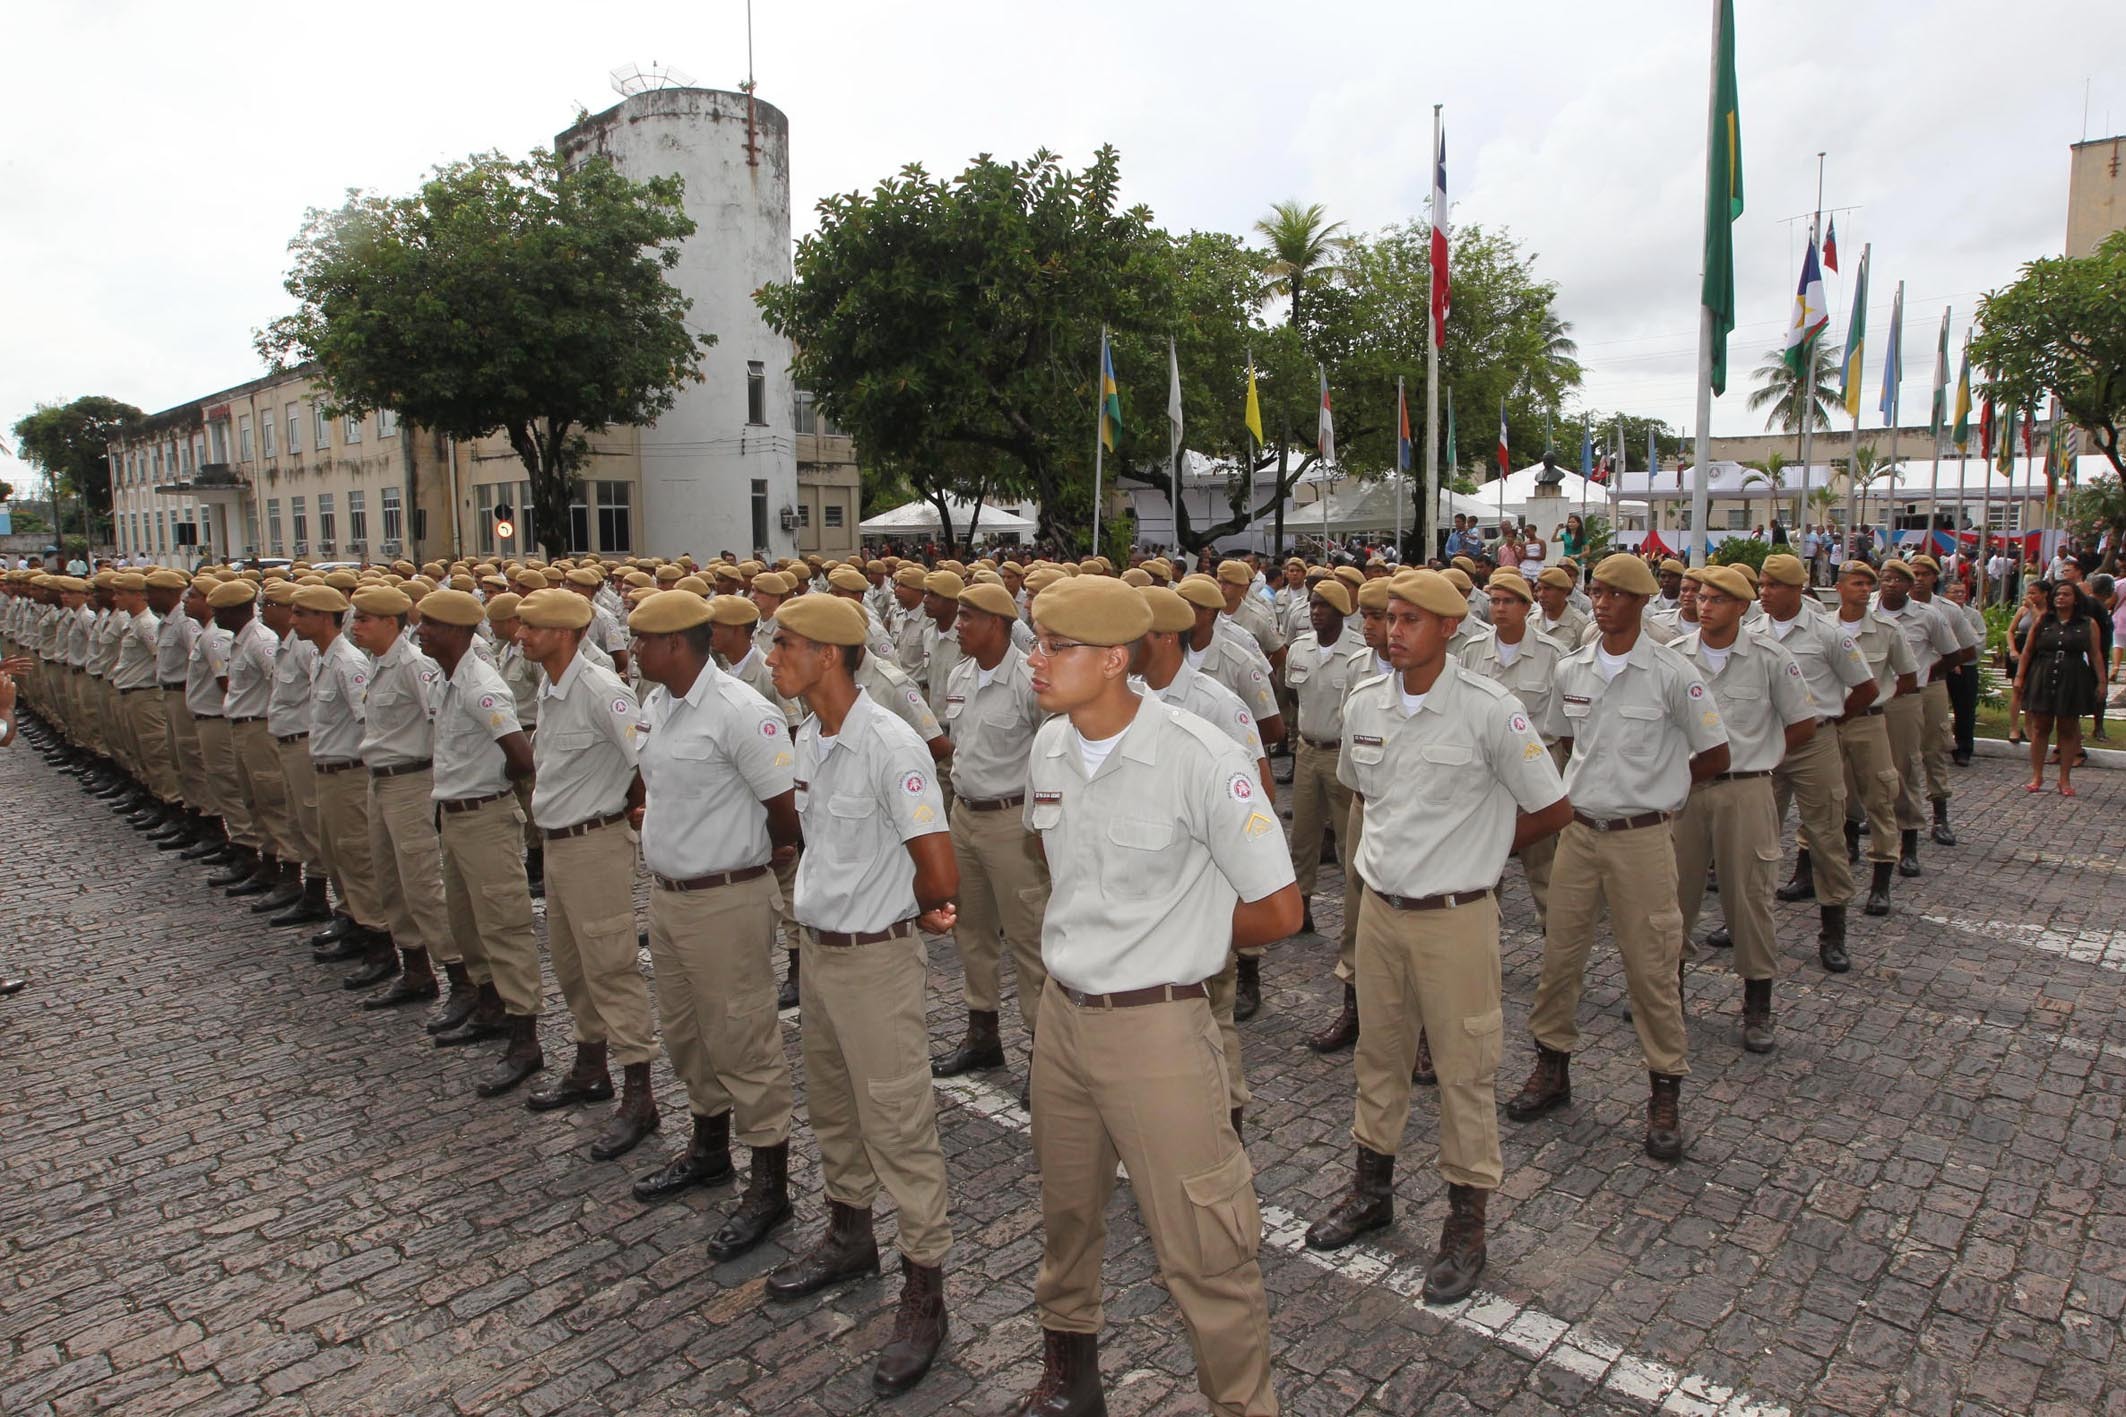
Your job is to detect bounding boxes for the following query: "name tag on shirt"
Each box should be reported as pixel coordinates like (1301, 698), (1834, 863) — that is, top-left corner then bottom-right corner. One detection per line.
(1032, 789), (1063, 804)
(1351, 734), (1383, 747)
(1562, 694), (1591, 706)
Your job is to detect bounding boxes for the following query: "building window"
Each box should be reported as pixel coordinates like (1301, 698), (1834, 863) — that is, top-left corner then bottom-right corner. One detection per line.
(155, 510), (166, 553)
(751, 478), (768, 552)
(242, 499), (260, 554)
(792, 390), (839, 436)
(317, 493), (336, 546)
(286, 403), (301, 455)
(824, 504), (844, 529)
(797, 503), (810, 527)
(261, 411), (276, 459)
(291, 496), (307, 548)
(746, 361), (766, 426)
(347, 490), (366, 545)
(376, 409), (398, 438)
(188, 436), (201, 472)
(569, 485), (590, 553)
(238, 416), (254, 462)
(1726, 508), (1749, 530)
(209, 422), (229, 463)
(313, 404), (330, 450)
(150, 447), (162, 482)
(343, 415), (362, 445)
(381, 486), (402, 543)
(266, 499), (282, 553)
(595, 481), (632, 553)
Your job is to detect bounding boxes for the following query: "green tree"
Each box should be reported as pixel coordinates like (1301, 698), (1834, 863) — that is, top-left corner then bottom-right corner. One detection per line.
(2065, 477), (2126, 573)
(1842, 441), (1895, 539)
(1746, 341), (1837, 447)
(759, 146), (1171, 553)
(1253, 200), (1350, 333)
(258, 149), (710, 558)
(11, 396), (144, 543)
(1972, 229), (2126, 482)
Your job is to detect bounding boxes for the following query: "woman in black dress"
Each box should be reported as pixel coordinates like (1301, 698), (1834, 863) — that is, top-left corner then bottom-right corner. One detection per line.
(2015, 580), (2104, 795)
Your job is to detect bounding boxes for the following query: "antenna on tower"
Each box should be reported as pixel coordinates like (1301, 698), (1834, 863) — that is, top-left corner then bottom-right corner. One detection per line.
(741, 0), (760, 169)
(610, 60), (697, 97)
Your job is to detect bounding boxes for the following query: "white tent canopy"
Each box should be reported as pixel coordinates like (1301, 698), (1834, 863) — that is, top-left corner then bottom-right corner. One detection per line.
(858, 494), (1038, 538)
(1306, 473), (1494, 534)
(1467, 461), (1650, 524)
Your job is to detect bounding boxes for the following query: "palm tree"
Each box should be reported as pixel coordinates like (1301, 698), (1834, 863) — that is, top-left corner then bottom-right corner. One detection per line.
(1741, 452), (1789, 528)
(1747, 341), (1839, 446)
(1253, 200), (1350, 333)
(1536, 311), (1581, 388)
(1844, 441), (1898, 545)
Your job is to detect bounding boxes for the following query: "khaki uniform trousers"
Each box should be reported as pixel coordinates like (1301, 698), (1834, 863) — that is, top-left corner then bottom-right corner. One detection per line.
(276, 737), (323, 870)
(1336, 796), (1362, 978)
(1775, 723), (1852, 905)
(440, 794), (543, 1015)
(1884, 692), (1927, 830)
(1529, 819), (1691, 1077)
(1838, 711), (1901, 864)
(947, 799), (1051, 1030)
(366, 770), (453, 955)
(1920, 679), (1953, 803)
(77, 673), (106, 754)
(165, 691), (209, 812)
(232, 721), (297, 863)
(1518, 743), (1571, 930)
(125, 690), (183, 804)
(194, 715), (259, 849)
(1673, 776), (1781, 983)
(1030, 988), (1275, 1417)
(1286, 739), (1351, 903)
(798, 925), (952, 1266)
(1205, 953), (1250, 1112)
(544, 821), (655, 1059)
(313, 764), (387, 929)
(647, 871), (792, 1143)
(1351, 890), (1504, 1189)
(774, 849), (802, 951)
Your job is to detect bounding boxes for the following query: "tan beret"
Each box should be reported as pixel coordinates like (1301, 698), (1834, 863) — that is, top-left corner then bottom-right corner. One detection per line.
(324, 570), (360, 591)
(1023, 567), (1066, 595)
(1486, 571), (1535, 604)
(1760, 553), (1807, 587)
(892, 565), (927, 588)
(923, 570), (966, 599)
(1388, 569), (1469, 617)
(420, 561), (446, 579)
(1732, 562), (1759, 587)
(1658, 557), (1688, 576)
(1356, 578), (1392, 611)
(761, 571), (801, 596)
(111, 571), (147, 592)
(1285, 557), (1306, 570)
(484, 592), (523, 622)
(1312, 579), (1355, 616)
(145, 569), (190, 589)
(1839, 559), (1878, 583)
(624, 586), (660, 607)
(1032, 575), (1152, 645)
(1451, 555), (1477, 573)
(1333, 565), (1365, 592)
(446, 574), (476, 592)
(709, 594), (760, 626)
(1173, 576), (1225, 611)
(627, 590), (713, 634)
(262, 581), (297, 605)
(1140, 586), (1196, 634)
(1216, 559), (1252, 587)
(623, 570), (655, 589)
(517, 588), (594, 629)
(828, 565), (869, 593)
(562, 567), (602, 588)
(1879, 558), (1914, 580)
(1694, 565), (1754, 602)
(1537, 566), (1574, 590)
(958, 583), (1018, 620)
(655, 565), (683, 583)
(1909, 553), (1940, 572)
(864, 559), (887, 575)
(1120, 567), (1154, 588)
(292, 585), (350, 614)
(417, 588), (485, 627)
(206, 579), (257, 608)
(1593, 553), (1660, 596)
(674, 575), (709, 595)
(774, 593), (869, 647)
(91, 570), (117, 588)
(737, 559), (765, 576)
(351, 586), (412, 616)
(1441, 567), (1474, 593)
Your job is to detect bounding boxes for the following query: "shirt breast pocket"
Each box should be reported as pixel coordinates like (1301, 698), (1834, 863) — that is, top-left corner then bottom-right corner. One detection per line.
(1029, 801), (1062, 833)
(1105, 816), (1174, 898)
(1616, 703), (1665, 759)
(822, 793), (877, 858)
(1285, 659), (1312, 686)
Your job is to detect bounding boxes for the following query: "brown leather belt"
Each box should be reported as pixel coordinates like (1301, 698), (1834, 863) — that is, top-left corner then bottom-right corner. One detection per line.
(228, 714), (266, 724)
(653, 864), (770, 893)
(1573, 810), (1672, 832)
(120, 686), (157, 695)
(315, 759), (362, 774)
(812, 918), (918, 948)
(369, 759), (432, 778)
(1839, 706), (1885, 722)
(440, 790), (512, 815)
(275, 731), (309, 745)
(959, 793), (1024, 812)
(543, 808), (628, 841)
(1062, 981), (1209, 1009)
(161, 681), (187, 690)
(1303, 735), (1340, 750)
(1712, 769), (1772, 782)
(1370, 885), (1494, 912)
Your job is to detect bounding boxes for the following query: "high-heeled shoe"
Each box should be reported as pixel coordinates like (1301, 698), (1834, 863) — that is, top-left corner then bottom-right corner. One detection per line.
(2060, 782), (2077, 797)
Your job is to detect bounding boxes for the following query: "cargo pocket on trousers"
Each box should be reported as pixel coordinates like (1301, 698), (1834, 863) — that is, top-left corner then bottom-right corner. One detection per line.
(584, 907), (638, 957)
(864, 1063), (936, 1147)
(724, 984), (777, 1023)
(1179, 1147), (1262, 1278)
(1446, 1006), (1503, 1084)
(480, 879), (535, 933)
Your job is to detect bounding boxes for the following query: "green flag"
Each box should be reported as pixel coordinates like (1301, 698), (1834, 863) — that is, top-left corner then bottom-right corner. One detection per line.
(1444, 387), (1456, 479)
(1701, 0), (1744, 396)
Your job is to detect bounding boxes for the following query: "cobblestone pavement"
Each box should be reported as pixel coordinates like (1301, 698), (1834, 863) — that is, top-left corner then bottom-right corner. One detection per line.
(4, 740), (2123, 1417)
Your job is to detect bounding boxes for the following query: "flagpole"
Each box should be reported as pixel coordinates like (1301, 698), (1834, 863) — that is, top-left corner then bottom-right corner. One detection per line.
(1689, 0), (1726, 567)
(1423, 103), (1443, 567)
(1884, 281), (1903, 559)
(1800, 152), (1825, 540)
(1394, 375), (1405, 552)
(1092, 326), (1106, 559)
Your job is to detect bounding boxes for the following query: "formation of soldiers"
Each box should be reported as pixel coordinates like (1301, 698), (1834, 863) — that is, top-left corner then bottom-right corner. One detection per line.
(0, 537), (1976, 1416)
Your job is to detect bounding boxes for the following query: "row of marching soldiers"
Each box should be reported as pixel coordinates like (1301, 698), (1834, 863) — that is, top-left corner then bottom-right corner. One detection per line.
(0, 539), (1974, 1417)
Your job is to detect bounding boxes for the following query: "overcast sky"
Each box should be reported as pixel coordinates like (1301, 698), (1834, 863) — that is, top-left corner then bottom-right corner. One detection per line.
(5, 0), (2120, 491)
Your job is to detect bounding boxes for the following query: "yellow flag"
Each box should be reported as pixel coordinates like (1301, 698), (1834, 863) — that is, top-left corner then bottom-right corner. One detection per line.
(1243, 363), (1263, 445)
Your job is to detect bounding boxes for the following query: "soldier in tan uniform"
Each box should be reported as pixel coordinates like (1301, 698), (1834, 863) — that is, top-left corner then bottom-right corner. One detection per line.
(110, 573), (184, 837)
(1305, 570), (1569, 1305)
(291, 585), (393, 961)
(1457, 570), (1569, 930)
(1509, 554), (1730, 1161)
(1872, 560), (1967, 877)
(764, 594), (958, 1398)
(1281, 578), (1366, 1051)
(627, 591), (801, 1261)
(1011, 575), (1299, 1417)
(258, 582), (333, 925)
(1534, 566), (1591, 648)
(930, 581), (1051, 1090)
(484, 592), (544, 897)
(1759, 553), (1875, 972)
(183, 580), (253, 872)
(1907, 553), (1975, 842)
(1216, 559), (1288, 674)
(1833, 561), (1919, 919)
(214, 580), (300, 901)
(1669, 565), (1818, 1052)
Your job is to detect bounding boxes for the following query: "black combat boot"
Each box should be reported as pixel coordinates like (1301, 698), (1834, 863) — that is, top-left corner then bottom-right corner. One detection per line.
(1864, 861), (1893, 917)
(1232, 955), (1263, 1021)
(1931, 797), (1956, 847)
(1645, 1073), (1684, 1161)
(634, 1111), (734, 1200)
(1010, 1328), (1106, 1417)
(526, 1041), (613, 1111)
(1741, 978), (1775, 1053)
(765, 1200), (880, 1300)
(1818, 905), (1850, 972)
(1306, 984), (1359, 1054)
(1775, 850), (1815, 901)
(870, 1255), (948, 1396)
(475, 1015), (544, 1096)
(930, 1009), (1005, 1077)
(1505, 1045), (1571, 1121)
(1897, 828), (1921, 878)
(588, 1062), (660, 1161)
(709, 1141), (791, 1258)
(1423, 1184), (1489, 1303)
(1304, 1145), (1395, 1251)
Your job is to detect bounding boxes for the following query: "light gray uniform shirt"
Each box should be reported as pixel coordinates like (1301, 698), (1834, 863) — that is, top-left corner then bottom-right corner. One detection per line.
(1760, 609), (1872, 721)
(267, 630), (318, 739)
(530, 652), (639, 830)
(185, 623), (232, 718)
(431, 651), (519, 801)
(941, 644), (1043, 802)
(1541, 634), (1730, 819)
(308, 636), (371, 763)
(638, 662), (792, 879)
(1671, 627), (1817, 773)
(792, 688), (947, 934)
(223, 618), (279, 719)
(1457, 625), (1569, 743)
(113, 609), (161, 691)
(358, 634), (440, 769)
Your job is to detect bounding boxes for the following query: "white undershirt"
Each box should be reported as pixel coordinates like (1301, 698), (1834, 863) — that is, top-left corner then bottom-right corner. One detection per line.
(976, 661), (998, 691)
(1075, 724), (1126, 776)
(1182, 642), (1205, 669)
(1595, 646), (1631, 682)
(1399, 688), (1428, 716)
(1493, 635), (1522, 666)
(1700, 642), (1731, 674)
(1767, 613), (1798, 641)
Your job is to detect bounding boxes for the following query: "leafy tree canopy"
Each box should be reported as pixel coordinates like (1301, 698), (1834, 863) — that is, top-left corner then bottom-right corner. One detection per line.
(258, 148), (710, 557)
(11, 395), (144, 529)
(1971, 230), (2126, 481)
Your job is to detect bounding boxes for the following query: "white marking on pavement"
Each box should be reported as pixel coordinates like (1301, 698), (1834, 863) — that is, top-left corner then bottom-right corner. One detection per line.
(1919, 913), (2126, 974)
